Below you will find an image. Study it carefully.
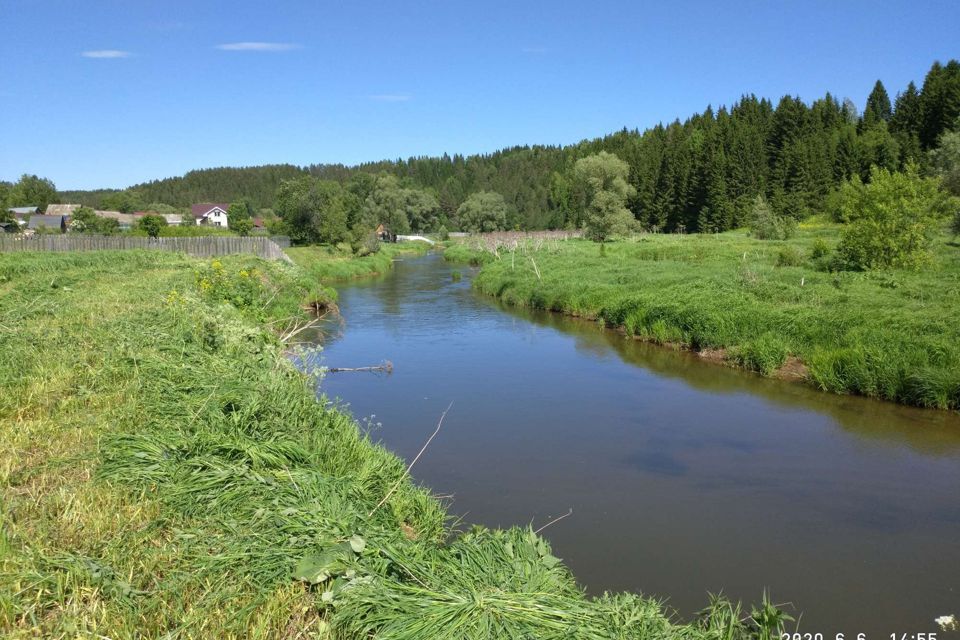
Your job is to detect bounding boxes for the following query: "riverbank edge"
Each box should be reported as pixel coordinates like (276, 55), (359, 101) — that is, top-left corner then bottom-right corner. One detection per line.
(442, 241), (957, 411)
(1, 249), (783, 638)
(443, 243), (810, 381)
(286, 242), (431, 282)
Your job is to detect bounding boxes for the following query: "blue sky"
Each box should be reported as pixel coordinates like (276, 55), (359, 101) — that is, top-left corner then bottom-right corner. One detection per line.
(2, 1), (958, 190)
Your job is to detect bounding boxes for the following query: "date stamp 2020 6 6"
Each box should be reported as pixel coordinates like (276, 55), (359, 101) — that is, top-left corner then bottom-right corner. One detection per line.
(779, 615), (959, 640)
(780, 634), (947, 640)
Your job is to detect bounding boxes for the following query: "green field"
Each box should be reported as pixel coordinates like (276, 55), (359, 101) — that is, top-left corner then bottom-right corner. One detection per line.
(0, 249), (790, 638)
(447, 224), (960, 410)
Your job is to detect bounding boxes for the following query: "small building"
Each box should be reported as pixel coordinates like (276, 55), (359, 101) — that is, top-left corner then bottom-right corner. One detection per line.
(375, 223), (396, 242)
(6, 206), (36, 229)
(45, 204), (81, 217)
(95, 210), (138, 230)
(191, 203), (230, 228)
(27, 215), (68, 233)
(133, 211), (183, 226)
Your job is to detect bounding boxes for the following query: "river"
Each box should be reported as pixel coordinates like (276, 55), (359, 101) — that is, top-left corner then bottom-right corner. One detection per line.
(303, 252), (960, 636)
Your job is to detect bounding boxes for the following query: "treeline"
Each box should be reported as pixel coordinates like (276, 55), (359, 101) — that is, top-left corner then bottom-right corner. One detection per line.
(45, 59), (960, 233)
(58, 165), (306, 212)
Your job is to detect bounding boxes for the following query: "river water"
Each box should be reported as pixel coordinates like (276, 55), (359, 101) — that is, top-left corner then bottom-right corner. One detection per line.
(303, 252), (960, 636)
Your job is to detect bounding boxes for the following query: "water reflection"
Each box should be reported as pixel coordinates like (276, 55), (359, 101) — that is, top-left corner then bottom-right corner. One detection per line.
(497, 303), (960, 456)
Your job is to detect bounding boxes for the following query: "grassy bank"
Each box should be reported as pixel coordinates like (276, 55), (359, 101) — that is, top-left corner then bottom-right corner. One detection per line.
(287, 243), (430, 282)
(0, 250), (789, 638)
(447, 225), (960, 410)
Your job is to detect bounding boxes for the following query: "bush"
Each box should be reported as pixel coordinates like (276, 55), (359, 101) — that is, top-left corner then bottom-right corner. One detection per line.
(835, 165), (955, 270)
(775, 245), (803, 267)
(953, 210), (960, 236)
(194, 259), (264, 312)
(138, 214), (168, 239)
(231, 217), (253, 237)
(438, 224), (450, 241)
(747, 195), (796, 240)
(810, 238), (830, 259)
(351, 227), (380, 256)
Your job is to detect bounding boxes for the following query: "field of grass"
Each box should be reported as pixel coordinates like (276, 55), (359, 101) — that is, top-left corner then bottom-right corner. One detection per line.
(0, 249), (791, 638)
(447, 223), (960, 410)
(287, 242), (430, 282)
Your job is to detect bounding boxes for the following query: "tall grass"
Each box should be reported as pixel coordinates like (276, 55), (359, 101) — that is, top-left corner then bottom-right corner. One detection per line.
(287, 243), (429, 281)
(0, 249), (795, 638)
(447, 225), (960, 409)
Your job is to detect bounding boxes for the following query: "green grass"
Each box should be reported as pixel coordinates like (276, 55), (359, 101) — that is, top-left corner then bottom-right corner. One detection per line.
(448, 223), (960, 409)
(0, 249), (790, 638)
(287, 243), (430, 282)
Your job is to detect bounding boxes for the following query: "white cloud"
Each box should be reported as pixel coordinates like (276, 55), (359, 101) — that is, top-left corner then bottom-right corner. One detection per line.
(216, 42), (300, 52)
(369, 94), (412, 102)
(81, 50), (131, 59)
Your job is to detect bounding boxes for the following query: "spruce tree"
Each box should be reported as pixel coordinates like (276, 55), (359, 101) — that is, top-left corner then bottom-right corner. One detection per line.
(863, 80), (893, 127)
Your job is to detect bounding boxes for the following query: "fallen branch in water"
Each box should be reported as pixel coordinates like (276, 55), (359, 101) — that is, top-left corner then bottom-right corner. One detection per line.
(534, 508), (573, 534)
(368, 401), (453, 519)
(278, 310), (328, 343)
(328, 361), (394, 374)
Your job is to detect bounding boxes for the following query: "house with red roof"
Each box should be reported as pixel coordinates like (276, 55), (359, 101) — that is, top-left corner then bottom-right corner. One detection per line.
(191, 203), (230, 228)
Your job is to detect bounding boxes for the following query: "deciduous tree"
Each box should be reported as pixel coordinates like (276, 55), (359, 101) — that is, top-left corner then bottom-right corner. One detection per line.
(573, 152), (636, 242)
(456, 191), (509, 233)
(836, 165), (955, 269)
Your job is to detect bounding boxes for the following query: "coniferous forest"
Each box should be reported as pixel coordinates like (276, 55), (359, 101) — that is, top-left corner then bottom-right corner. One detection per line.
(48, 59), (960, 234)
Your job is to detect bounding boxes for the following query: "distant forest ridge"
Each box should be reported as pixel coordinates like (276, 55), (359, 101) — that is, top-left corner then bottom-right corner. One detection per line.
(59, 59), (960, 232)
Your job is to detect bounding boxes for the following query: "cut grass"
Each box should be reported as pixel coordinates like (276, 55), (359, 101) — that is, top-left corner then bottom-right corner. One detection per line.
(0, 249), (792, 638)
(447, 224), (960, 409)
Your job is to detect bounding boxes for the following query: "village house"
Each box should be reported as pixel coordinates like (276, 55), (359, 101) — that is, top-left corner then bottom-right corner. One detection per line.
(26, 214), (68, 234)
(45, 204), (81, 217)
(5, 207), (37, 230)
(95, 210), (138, 230)
(191, 203), (229, 228)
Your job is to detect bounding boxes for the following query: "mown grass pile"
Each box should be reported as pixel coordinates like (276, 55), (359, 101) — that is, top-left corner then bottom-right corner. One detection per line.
(0, 250), (791, 638)
(448, 223), (960, 409)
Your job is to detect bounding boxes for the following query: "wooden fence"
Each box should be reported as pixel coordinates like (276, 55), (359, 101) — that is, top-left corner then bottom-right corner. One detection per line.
(0, 235), (292, 262)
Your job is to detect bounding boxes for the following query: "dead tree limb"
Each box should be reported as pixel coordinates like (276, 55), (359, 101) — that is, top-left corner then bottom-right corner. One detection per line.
(328, 361), (394, 374)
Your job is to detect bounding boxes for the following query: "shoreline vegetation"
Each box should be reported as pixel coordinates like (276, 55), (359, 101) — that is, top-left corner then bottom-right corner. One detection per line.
(444, 224), (960, 411)
(0, 248), (794, 638)
(287, 242), (429, 282)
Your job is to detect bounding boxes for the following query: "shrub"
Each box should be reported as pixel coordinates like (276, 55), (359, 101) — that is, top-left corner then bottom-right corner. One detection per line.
(138, 214), (168, 239)
(438, 224), (450, 241)
(835, 165), (955, 270)
(775, 245), (803, 267)
(747, 195), (796, 240)
(953, 209), (960, 236)
(810, 238), (830, 259)
(231, 217), (253, 236)
(351, 227), (381, 256)
(194, 259), (263, 311)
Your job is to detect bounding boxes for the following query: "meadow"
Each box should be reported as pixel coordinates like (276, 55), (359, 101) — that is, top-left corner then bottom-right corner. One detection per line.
(0, 248), (791, 638)
(447, 223), (960, 410)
